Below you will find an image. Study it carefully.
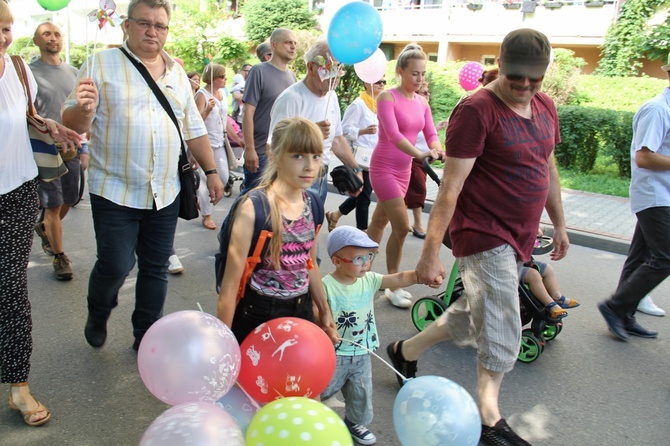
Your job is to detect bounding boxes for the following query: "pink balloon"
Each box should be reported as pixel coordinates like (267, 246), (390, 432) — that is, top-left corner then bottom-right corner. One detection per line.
(354, 48), (388, 84)
(458, 61), (484, 91)
(140, 402), (244, 446)
(138, 311), (241, 405)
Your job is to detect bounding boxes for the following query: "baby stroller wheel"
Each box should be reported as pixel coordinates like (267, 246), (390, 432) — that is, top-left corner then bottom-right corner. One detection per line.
(542, 322), (563, 342)
(412, 297), (447, 332)
(224, 177), (234, 197)
(518, 330), (544, 363)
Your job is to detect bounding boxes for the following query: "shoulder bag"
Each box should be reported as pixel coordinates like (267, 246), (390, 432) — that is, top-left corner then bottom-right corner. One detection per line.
(10, 55), (69, 182)
(120, 48), (199, 220)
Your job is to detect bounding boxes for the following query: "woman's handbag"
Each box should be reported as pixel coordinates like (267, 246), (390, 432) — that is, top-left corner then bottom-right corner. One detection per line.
(120, 48), (199, 220)
(224, 133), (240, 170)
(330, 165), (364, 195)
(353, 146), (373, 170)
(10, 56), (69, 182)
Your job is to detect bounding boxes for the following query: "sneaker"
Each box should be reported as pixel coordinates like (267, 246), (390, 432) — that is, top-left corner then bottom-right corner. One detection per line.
(480, 418), (532, 446)
(637, 295), (665, 317)
(34, 222), (54, 256)
(53, 253), (73, 281)
(344, 418), (376, 445)
(168, 255), (184, 275)
(385, 288), (412, 308)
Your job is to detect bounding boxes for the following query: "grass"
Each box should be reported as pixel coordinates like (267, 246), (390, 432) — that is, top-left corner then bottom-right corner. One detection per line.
(432, 156), (630, 198)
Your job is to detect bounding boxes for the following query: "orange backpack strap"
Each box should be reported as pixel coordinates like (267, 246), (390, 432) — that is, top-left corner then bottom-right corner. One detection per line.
(236, 229), (272, 304)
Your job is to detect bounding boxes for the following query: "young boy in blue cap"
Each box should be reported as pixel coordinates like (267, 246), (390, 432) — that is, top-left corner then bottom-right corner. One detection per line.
(320, 226), (420, 445)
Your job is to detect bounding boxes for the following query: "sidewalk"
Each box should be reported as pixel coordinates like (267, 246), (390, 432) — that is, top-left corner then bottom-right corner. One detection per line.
(328, 164), (635, 255)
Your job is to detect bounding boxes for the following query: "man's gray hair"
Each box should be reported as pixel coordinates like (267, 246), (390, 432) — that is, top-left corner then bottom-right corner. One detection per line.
(256, 42), (271, 61)
(127, 0), (171, 21)
(304, 40), (331, 65)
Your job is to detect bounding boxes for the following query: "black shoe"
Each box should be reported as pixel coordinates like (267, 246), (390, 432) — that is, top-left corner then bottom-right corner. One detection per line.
(597, 301), (628, 341)
(386, 340), (417, 387)
(625, 321), (658, 338)
(480, 418), (532, 446)
(84, 316), (107, 348)
(411, 227), (426, 239)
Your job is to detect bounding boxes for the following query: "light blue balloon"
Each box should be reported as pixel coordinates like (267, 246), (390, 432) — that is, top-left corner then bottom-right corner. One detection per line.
(214, 383), (259, 434)
(327, 2), (383, 65)
(394, 376), (482, 446)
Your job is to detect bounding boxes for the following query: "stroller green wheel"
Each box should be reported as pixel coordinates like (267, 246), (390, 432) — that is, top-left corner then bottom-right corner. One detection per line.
(542, 322), (563, 342)
(412, 297), (447, 332)
(518, 330), (544, 363)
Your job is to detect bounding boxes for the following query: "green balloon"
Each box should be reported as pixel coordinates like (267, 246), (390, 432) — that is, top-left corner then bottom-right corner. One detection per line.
(37, 0), (72, 12)
(246, 397), (353, 446)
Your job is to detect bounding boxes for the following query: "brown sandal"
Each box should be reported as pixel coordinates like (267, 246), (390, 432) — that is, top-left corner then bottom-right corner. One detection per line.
(9, 382), (51, 426)
(325, 211), (339, 232)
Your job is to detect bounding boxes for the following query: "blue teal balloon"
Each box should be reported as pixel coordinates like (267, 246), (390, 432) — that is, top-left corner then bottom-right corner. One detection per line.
(37, 0), (72, 12)
(327, 2), (383, 65)
(394, 376), (482, 446)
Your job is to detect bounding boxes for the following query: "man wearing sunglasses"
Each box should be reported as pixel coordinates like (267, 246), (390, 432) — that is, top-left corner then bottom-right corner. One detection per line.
(395, 29), (569, 446)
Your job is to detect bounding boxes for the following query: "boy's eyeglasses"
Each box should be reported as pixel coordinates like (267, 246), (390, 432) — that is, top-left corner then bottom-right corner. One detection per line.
(505, 74), (544, 83)
(335, 252), (376, 266)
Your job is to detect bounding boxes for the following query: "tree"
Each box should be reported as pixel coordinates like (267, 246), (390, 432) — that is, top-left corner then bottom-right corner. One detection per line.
(242, 0), (317, 44)
(166, 0), (249, 72)
(598, 0), (670, 77)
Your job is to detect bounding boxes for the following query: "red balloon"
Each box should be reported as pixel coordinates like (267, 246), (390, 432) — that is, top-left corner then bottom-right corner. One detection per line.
(238, 317), (336, 404)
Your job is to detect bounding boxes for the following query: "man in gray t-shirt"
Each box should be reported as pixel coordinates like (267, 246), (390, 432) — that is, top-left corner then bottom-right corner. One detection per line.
(29, 22), (83, 281)
(241, 28), (297, 193)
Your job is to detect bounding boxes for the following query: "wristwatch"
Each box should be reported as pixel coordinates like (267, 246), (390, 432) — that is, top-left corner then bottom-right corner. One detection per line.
(204, 169), (218, 175)
(352, 166), (363, 173)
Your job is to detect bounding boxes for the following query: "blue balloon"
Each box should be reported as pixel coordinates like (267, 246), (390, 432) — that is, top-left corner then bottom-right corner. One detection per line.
(327, 2), (383, 65)
(214, 383), (259, 434)
(394, 376), (482, 446)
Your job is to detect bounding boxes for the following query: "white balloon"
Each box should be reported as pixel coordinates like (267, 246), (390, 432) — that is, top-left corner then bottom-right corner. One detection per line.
(354, 48), (388, 84)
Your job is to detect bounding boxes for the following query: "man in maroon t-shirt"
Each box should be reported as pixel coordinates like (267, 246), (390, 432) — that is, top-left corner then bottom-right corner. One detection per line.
(386, 29), (569, 446)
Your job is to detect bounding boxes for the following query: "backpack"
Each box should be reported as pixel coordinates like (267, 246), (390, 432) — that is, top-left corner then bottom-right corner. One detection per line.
(214, 189), (324, 302)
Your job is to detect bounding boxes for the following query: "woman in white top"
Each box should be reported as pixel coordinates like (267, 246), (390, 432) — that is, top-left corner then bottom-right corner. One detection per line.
(0, 0), (81, 426)
(194, 63), (243, 230)
(325, 78), (386, 231)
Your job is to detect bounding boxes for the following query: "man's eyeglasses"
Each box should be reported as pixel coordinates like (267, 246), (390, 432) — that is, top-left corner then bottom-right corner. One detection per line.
(505, 74), (544, 83)
(127, 17), (169, 33)
(374, 80), (387, 85)
(335, 252), (376, 266)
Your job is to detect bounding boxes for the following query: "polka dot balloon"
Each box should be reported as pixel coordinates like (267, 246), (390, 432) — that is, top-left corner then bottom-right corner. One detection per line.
(246, 397), (353, 446)
(458, 61), (485, 91)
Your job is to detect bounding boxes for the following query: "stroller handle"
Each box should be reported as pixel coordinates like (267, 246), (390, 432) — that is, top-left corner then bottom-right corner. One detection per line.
(422, 156), (441, 186)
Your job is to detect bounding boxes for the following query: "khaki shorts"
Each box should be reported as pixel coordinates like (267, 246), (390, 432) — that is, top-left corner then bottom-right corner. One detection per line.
(440, 244), (522, 373)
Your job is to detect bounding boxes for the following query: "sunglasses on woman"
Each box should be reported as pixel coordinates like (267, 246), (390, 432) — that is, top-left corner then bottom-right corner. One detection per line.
(374, 80), (387, 85)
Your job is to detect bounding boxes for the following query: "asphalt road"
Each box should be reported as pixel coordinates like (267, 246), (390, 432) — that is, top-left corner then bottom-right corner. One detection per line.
(2, 191), (669, 446)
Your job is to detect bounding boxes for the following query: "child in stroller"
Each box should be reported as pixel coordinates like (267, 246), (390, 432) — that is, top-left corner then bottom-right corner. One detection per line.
(224, 115), (245, 197)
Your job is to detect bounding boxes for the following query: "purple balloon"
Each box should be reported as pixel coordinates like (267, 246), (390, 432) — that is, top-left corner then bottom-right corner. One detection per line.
(138, 311), (241, 405)
(140, 401), (244, 446)
(215, 382), (260, 434)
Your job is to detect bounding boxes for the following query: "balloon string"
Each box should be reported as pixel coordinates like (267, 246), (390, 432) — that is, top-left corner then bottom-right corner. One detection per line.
(196, 302), (204, 312)
(336, 338), (407, 383)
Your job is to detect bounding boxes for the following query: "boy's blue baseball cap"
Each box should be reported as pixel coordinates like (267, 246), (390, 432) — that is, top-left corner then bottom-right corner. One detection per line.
(327, 226), (379, 258)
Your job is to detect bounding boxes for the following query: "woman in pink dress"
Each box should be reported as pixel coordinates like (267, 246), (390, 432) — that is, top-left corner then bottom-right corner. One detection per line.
(367, 44), (442, 308)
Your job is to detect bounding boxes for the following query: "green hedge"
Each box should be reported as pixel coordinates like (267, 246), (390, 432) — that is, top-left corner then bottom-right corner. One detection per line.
(555, 106), (634, 177)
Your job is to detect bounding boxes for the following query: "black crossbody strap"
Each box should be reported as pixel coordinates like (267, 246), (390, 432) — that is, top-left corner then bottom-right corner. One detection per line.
(119, 47), (187, 159)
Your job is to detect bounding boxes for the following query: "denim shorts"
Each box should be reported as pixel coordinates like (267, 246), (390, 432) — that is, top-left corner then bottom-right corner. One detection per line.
(441, 244), (522, 373)
(321, 354), (373, 426)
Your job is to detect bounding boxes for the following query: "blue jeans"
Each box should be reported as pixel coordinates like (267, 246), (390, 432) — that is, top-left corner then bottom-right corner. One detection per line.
(321, 354), (373, 425)
(241, 151), (268, 194)
(87, 194), (179, 340)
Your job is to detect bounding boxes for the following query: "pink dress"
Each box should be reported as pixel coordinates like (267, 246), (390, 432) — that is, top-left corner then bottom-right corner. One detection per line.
(369, 88), (439, 201)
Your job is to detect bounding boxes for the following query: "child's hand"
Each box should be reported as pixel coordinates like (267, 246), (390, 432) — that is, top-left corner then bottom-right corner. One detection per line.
(323, 326), (340, 345)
